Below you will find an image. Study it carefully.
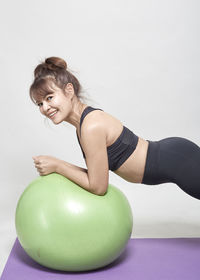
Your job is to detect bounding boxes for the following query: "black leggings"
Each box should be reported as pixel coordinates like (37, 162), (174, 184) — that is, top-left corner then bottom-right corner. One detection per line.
(142, 137), (200, 200)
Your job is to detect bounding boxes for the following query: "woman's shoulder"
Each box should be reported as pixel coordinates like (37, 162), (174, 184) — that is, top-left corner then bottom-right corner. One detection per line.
(81, 108), (123, 146)
(82, 107), (122, 129)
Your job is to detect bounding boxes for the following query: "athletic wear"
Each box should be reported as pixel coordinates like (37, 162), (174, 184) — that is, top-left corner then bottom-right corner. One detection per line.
(76, 106), (139, 171)
(142, 137), (200, 200)
(76, 106), (200, 200)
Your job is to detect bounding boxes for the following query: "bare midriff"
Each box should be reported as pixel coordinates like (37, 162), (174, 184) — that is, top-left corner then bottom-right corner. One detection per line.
(113, 137), (149, 183)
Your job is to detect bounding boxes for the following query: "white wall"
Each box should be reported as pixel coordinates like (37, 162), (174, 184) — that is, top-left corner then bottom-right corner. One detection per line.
(1, 0), (200, 274)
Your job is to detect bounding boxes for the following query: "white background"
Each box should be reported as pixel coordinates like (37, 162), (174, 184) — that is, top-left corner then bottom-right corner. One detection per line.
(0, 0), (200, 275)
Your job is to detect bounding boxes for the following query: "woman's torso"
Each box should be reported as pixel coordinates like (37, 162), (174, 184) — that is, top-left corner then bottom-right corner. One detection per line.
(77, 107), (149, 183)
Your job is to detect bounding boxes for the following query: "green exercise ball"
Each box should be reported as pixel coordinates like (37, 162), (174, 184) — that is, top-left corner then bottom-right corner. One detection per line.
(15, 173), (133, 271)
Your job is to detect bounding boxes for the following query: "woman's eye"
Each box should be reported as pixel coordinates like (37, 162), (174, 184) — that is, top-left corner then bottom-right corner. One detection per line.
(47, 96), (53, 101)
(36, 96), (53, 107)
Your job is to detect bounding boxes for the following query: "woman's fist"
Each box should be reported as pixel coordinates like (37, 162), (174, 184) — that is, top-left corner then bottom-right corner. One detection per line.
(32, 155), (60, 176)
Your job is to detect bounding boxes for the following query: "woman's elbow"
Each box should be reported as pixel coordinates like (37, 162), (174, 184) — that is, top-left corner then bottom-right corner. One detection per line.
(91, 185), (107, 196)
(95, 189), (107, 196)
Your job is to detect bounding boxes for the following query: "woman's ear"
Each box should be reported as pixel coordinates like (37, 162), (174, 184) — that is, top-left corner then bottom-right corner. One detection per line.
(64, 83), (73, 92)
(64, 83), (74, 99)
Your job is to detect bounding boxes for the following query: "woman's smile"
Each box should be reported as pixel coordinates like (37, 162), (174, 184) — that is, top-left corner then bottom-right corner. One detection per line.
(48, 110), (58, 119)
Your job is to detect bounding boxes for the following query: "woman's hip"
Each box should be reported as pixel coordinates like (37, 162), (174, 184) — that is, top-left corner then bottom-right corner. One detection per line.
(141, 136), (200, 186)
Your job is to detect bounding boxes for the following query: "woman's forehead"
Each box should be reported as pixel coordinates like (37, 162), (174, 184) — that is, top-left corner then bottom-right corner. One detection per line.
(34, 94), (47, 103)
(34, 88), (65, 104)
(32, 82), (62, 103)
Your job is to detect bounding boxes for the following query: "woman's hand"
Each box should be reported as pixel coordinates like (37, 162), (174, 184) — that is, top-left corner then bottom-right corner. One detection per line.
(32, 155), (60, 176)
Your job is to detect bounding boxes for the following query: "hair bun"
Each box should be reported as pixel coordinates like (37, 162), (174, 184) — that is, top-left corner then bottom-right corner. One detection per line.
(45, 57), (67, 71)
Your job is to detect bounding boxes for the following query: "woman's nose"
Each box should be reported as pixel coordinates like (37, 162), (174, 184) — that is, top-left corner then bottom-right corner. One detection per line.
(42, 102), (51, 113)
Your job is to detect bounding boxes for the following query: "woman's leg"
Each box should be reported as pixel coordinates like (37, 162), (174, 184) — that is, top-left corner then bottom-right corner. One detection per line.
(142, 137), (200, 200)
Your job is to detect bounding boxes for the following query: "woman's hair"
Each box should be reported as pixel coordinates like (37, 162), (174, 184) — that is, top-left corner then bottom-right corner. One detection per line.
(29, 56), (87, 105)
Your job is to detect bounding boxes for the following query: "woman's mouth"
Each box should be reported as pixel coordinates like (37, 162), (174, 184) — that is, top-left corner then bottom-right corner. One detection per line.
(49, 110), (58, 119)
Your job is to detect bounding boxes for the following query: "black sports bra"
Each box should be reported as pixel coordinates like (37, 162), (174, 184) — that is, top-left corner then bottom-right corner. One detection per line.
(76, 106), (139, 171)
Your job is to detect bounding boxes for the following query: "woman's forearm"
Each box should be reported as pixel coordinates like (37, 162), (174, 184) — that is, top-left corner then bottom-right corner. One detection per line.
(61, 161), (88, 174)
(56, 160), (96, 194)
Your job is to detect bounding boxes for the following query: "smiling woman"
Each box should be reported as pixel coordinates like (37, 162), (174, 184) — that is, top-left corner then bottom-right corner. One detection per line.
(29, 56), (110, 195)
(29, 56), (200, 200)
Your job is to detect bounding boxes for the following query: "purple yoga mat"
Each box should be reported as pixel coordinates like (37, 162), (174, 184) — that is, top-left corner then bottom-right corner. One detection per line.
(1, 238), (200, 280)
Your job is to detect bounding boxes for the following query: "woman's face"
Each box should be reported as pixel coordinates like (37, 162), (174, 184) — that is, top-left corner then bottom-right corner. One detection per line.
(36, 84), (73, 125)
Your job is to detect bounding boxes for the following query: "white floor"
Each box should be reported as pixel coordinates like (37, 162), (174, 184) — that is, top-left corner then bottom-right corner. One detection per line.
(0, 222), (16, 276)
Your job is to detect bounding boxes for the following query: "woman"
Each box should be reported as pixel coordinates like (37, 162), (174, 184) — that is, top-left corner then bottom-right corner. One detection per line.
(30, 57), (200, 200)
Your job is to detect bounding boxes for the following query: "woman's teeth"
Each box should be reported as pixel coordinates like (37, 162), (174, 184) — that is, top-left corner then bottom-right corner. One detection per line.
(49, 111), (58, 117)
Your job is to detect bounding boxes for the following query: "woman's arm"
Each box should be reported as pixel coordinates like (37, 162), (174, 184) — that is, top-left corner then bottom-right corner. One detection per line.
(33, 155), (106, 195)
(56, 160), (108, 196)
(56, 160), (100, 194)
(33, 123), (109, 196)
